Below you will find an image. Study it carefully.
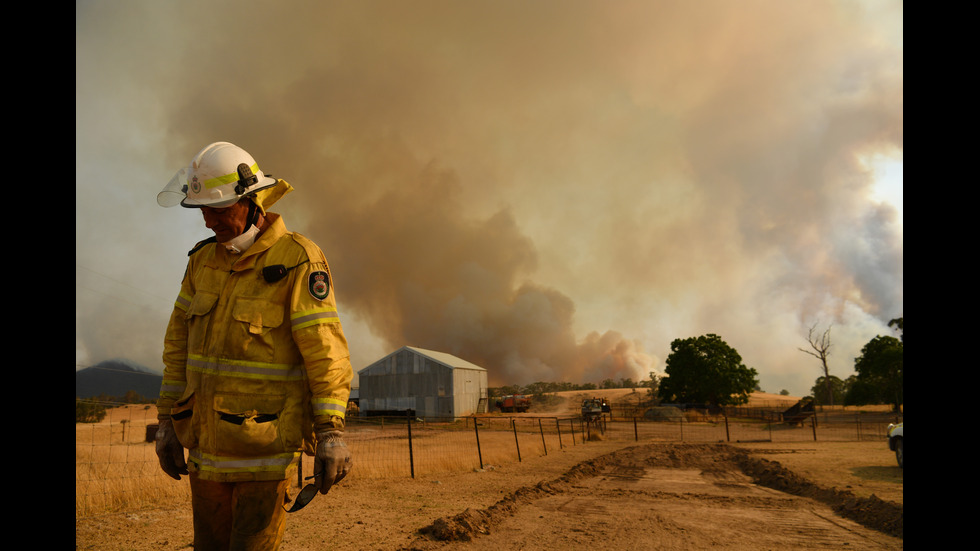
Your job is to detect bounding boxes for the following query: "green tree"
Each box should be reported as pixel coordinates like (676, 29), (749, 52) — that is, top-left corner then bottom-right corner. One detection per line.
(843, 375), (876, 406)
(122, 389), (150, 404)
(657, 334), (759, 408)
(847, 334), (903, 411)
(522, 381), (550, 396)
(489, 385), (521, 398)
(888, 317), (903, 342)
(810, 375), (846, 406)
(76, 399), (107, 423)
(645, 372), (662, 404)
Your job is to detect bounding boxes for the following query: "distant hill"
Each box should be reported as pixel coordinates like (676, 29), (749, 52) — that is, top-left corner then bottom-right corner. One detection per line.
(75, 359), (162, 401)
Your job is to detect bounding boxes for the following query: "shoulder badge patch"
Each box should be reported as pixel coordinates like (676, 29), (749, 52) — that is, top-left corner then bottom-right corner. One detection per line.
(308, 271), (330, 301)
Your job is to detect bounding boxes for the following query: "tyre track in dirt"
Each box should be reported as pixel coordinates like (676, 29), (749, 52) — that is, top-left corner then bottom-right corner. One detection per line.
(408, 443), (902, 550)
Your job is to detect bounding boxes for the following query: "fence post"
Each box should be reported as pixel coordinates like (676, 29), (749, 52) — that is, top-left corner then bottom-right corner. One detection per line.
(724, 413), (730, 442)
(569, 418), (576, 445)
(539, 418), (547, 455)
(473, 417), (484, 470)
(633, 416), (638, 441)
(407, 412), (415, 478)
(556, 418), (563, 449)
(512, 418), (522, 462)
(810, 414), (817, 441)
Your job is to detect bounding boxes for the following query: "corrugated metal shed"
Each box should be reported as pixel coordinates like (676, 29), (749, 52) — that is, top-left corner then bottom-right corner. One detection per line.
(357, 346), (489, 418)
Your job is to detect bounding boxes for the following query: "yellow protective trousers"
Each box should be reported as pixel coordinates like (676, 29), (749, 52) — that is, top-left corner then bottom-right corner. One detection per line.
(190, 473), (289, 551)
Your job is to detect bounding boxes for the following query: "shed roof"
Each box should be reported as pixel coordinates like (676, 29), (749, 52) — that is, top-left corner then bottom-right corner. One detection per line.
(359, 346), (487, 374)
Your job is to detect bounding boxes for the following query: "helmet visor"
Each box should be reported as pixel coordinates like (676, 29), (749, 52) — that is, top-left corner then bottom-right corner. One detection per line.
(157, 168), (189, 207)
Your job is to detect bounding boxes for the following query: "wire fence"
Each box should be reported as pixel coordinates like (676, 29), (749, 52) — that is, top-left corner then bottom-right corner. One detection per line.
(76, 400), (903, 519)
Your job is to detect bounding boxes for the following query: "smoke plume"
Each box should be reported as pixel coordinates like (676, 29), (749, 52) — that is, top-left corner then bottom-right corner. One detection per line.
(76, 1), (902, 392)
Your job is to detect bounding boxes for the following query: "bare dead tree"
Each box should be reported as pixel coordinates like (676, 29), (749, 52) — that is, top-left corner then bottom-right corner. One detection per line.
(799, 323), (834, 406)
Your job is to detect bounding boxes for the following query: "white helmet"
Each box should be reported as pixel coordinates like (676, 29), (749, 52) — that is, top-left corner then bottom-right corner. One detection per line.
(158, 142), (278, 208)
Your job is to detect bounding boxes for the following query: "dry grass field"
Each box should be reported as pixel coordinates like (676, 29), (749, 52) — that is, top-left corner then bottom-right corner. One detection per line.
(77, 393), (902, 549)
(76, 439), (902, 550)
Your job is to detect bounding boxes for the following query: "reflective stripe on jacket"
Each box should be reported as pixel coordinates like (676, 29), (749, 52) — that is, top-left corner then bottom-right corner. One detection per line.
(156, 213), (353, 482)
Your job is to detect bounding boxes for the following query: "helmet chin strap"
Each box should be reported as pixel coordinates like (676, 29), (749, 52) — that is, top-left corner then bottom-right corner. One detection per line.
(246, 198), (260, 227)
(222, 199), (262, 254)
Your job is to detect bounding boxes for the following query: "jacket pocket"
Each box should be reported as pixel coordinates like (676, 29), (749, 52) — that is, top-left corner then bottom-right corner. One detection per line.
(171, 392), (198, 449)
(185, 291), (219, 355)
(231, 297), (284, 362)
(213, 393), (287, 457)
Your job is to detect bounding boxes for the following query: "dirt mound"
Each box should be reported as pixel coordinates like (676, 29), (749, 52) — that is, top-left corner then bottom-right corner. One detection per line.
(417, 443), (903, 544)
(419, 447), (620, 541)
(732, 452), (904, 539)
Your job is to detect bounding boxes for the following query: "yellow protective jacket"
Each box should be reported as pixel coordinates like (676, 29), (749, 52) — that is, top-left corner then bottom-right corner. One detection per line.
(156, 213), (353, 482)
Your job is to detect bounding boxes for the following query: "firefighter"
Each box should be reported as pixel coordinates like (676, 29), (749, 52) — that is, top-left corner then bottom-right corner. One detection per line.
(154, 142), (354, 550)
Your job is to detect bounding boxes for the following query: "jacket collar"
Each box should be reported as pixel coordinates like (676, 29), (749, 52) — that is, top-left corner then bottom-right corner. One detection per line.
(205, 213), (287, 272)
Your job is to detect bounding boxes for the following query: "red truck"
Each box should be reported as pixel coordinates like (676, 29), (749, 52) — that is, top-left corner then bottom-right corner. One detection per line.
(495, 394), (531, 413)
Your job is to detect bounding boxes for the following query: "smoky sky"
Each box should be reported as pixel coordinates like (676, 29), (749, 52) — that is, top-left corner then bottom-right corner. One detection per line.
(76, 0), (902, 393)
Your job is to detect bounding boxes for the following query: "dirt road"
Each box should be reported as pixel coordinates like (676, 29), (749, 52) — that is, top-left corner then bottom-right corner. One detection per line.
(411, 443), (901, 550)
(76, 440), (902, 550)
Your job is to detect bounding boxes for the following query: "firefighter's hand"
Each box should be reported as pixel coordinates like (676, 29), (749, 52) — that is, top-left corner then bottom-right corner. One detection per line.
(155, 418), (189, 480)
(313, 430), (352, 494)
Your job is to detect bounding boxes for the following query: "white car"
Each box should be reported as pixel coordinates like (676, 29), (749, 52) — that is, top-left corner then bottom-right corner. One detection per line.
(887, 422), (903, 468)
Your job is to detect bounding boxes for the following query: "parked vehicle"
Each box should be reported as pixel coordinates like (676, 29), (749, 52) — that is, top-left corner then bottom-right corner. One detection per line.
(581, 397), (611, 422)
(581, 398), (604, 422)
(887, 422), (903, 468)
(495, 394), (531, 413)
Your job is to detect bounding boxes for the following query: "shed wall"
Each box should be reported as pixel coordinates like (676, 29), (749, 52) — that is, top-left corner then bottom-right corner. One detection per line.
(452, 368), (488, 416)
(360, 348), (454, 417)
(359, 348), (488, 418)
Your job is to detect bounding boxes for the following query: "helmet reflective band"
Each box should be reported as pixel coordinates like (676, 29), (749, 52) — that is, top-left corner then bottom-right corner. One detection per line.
(157, 142), (277, 208)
